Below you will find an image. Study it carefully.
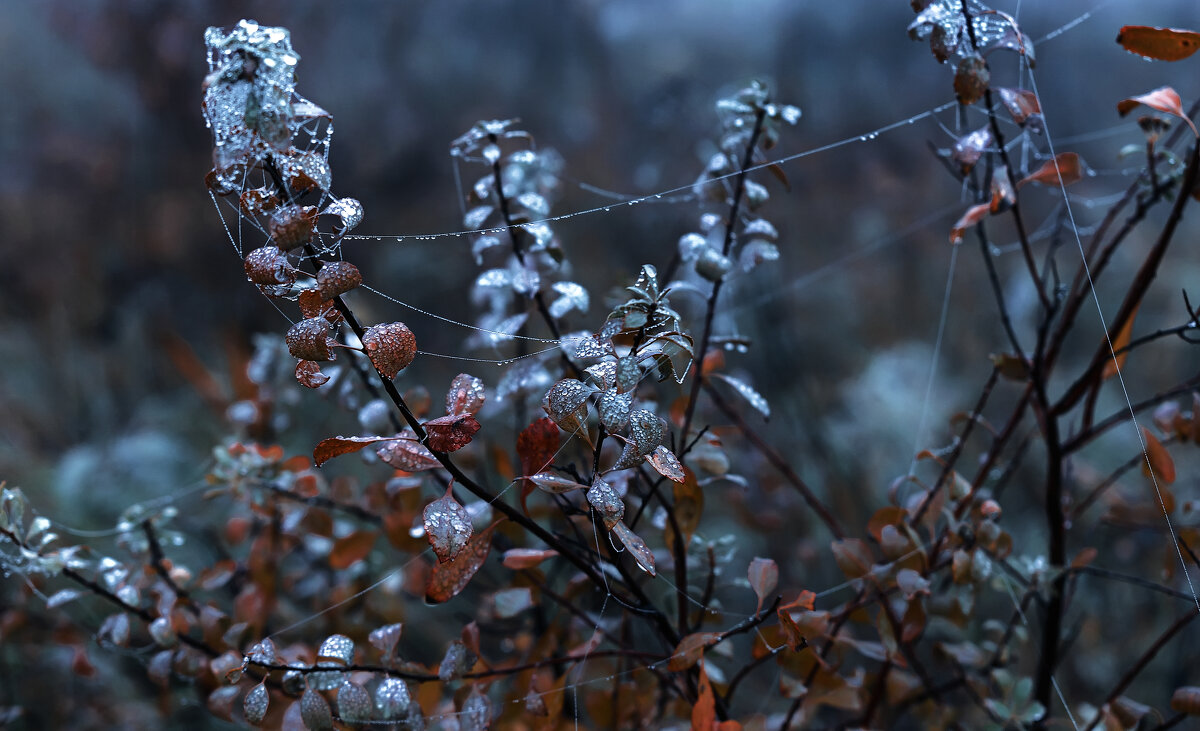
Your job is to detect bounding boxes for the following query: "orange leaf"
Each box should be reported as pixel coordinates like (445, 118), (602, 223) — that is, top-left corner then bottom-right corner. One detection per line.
(328, 530), (378, 570)
(1141, 426), (1177, 484)
(1117, 86), (1198, 137)
(949, 203), (991, 244)
(691, 661), (726, 731)
(780, 589), (816, 613)
(669, 632), (723, 672)
(997, 87), (1041, 126)
(1018, 152), (1084, 189)
(501, 548), (558, 570)
(1102, 305), (1138, 380)
(867, 506), (907, 542)
(426, 521), (497, 604)
(1117, 26), (1200, 62)
(313, 435), (389, 467)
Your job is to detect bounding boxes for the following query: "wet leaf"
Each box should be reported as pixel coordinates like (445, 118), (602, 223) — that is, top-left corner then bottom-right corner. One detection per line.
(318, 634), (355, 665)
(548, 281), (589, 319)
(376, 431), (441, 472)
(997, 87), (1041, 126)
(1141, 426), (1177, 484)
(315, 261), (362, 300)
(329, 530), (377, 570)
(314, 435), (390, 467)
(208, 685), (241, 722)
(647, 445), (686, 482)
(445, 373), (486, 415)
(953, 54), (989, 105)
(502, 547), (558, 569)
(1118, 26), (1200, 62)
(542, 379), (595, 432)
(1118, 86), (1198, 137)
(423, 413), (481, 453)
(424, 486), (473, 563)
(1102, 305), (1138, 379)
(286, 318), (333, 361)
(461, 686), (491, 731)
(368, 623), (403, 659)
(492, 587), (534, 618)
(337, 680), (372, 723)
(952, 125), (992, 173)
(517, 417), (560, 476)
(426, 522), (497, 604)
(244, 683), (269, 725)
(295, 360), (330, 388)
(522, 472), (586, 494)
(710, 373), (770, 420)
(1018, 152), (1084, 188)
(244, 246), (294, 286)
(748, 557), (779, 614)
(374, 677), (411, 719)
(611, 521), (656, 575)
(362, 322), (418, 379)
(668, 632), (723, 672)
(300, 687), (333, 730)
(949, 203), (991, 244)
(587, 477), (625, 529)
(597, 388), (634, 432)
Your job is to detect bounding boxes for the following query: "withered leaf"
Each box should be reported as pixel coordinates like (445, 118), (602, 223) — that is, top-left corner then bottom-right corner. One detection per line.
(1018, 152), (1084, 189)
(1102, 305), (1138, 380)
(1117, 86), (1198, 137)
(517, 417), (560, 476)
(646, 445), (686, 483)
(423, 413), (481, 453)
(668, 632), (723, 672)
(445, 373), (486, 416)
(1141, 426), (1177, 485)
(611, 521), (655, 576)
(295, 360), (330, 388)
(501, 547), (558, 569)
(949, 202), (991, 245)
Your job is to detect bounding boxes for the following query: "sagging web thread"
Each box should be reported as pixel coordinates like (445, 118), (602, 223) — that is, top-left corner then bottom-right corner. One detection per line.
(191, 2), (1197, 725)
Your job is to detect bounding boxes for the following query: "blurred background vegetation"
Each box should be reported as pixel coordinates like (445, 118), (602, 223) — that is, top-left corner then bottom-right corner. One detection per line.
(3, 0), (1200, 727)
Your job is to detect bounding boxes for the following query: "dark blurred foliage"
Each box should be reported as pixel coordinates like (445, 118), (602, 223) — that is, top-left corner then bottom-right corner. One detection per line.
(3, 0), (1200, 728)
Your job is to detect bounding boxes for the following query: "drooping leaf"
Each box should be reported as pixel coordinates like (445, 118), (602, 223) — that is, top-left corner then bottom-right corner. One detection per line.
(314, 435), (391, 467)
(997, 87), (1041, 126)
(710, 373), (770, 419)
(949, 203), (991, 245)
(646, 445), (686, 482)
(611, 521), (656, 576)
(329, 530), (378, 570)
(295, 360), (330, 388)
(1141, 426), (1177, 484)
(501, 547), (559, 569)
(669, 632), (723, 672)
(747, 557), (779, 614)
(423, 413), (481, 453)
(1102, 305), (1138, 379)
(362, 322), (418, 379)
(426, 521), (497, 604)
(424, 486), (473, 563)
(1117, 86), (1198, 137)
(445, 373), (486, 416)
(1117, 26), (1200, 62)
(517, 417), (560, 476)
(522, 472), (586, 494)
(1018, 152), (1084, 189)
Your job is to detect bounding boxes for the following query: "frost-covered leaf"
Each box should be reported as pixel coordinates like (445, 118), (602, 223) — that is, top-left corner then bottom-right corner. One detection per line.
(710, 373), (771, 420)
(424, 486), (473, 563)
(313, 435), (390, 467)
(646, 445), (685, 483)
(426, 522), (496, 604)
(338, 680), (372, 723)
(247, 638), (278, 665)
(587, 477), (624, 529)
(951, 125), (993, 173)
(523, 472), (586, 494)
(446, 373), (486, 415)
(423, 413), (481, 453)
(244, 246), (294, 286)
(317, 634), (355, 665)
(611, 521), (655, 576)
(243, 683), (269, 725)
(362, 322), (417, 379)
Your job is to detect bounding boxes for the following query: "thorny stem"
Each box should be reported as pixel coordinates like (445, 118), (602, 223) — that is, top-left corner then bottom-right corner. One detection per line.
(680, 105), (767, 443)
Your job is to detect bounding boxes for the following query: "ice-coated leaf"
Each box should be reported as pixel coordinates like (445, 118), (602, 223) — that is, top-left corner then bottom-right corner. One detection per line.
(646, 445), (685, 483)
(548, 281), (589, 319)
(317, 634), (355, 665)
(375, 677), (411, 719)
(748, 557), (779, 613)
(424, 486), (473, 563)
(368, 623), (403, 659)
(243, 683), (269, 725)
(337, 680), (372, 723)
(587, 477), (624, 530)
(315, 261), (362, 300)
(300, 687), (333, 730)
(362, 322), (417, 379)
(710, 373), (771, 420)
(517, 417), (560, 476)
(423, 413), (481, 453)
(286, 318), (333, 361)
(542, 378), (596, 432)
(502, 548), (558, 569)
(328, 530), (377, 570)
(426, 522), (497, 604)
(313, 435), (390, 467)
(597, 388), (633, 432)
(295, 360), (329, 388)
(1118, 25), (1200, 62)
(611, 521), (655, 576)
(523, 472), (586, 494)
(461, 686), (491, 731)
(376, 430), (441, 472)
(445, 373), (486, 415)
(1117, 86), (1198, 137)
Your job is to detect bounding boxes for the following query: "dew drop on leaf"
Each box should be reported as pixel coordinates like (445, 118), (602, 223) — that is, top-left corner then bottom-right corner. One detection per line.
(375, 677), (411, 719)
(317, 634), (354, 665)
(424, 487), (474, 563)
(337, 680), (372, 723)
(362, 322), (417, 379)
(243, 683), (269, 725)
(299, 687), (334, 731)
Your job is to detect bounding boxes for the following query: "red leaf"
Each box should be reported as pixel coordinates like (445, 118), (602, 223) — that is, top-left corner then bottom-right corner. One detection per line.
(424, 413), (481, 453)
(424, 486), (473, 563)
(294, 358), (329, 388)
(691, 661), (717, 731)
(1018, 152), (1084, 189)
(501, 548), (558, 570)
(445, 373), (486, 416)
(376, 431), (441, 472)
(286, 318), (333, 361)
(329, 530), (378, 570)
(997, 87), (1041, 126)
(517, 417), (560, 476)
(951, 125), (992, 173)
(747, 557), (779, 614)
(668, 632), (723, 672)
(362, 322), (417, 379)
(426, 522), (497, 604)
(780, 589), (816, 612)
(315, 261), (362, 300)
(1118, 86), (1198, 137)
(313, 435), (390, 467)
(646, 445), (686, 482)
(1118, 26), (1200, 62)
(949, 203), (991, 245)
(1141, 426), (1177, 484)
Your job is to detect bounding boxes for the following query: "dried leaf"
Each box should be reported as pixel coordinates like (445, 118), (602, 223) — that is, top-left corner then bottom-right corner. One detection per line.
(692, 660), (716, 731)
(1118, 86), (1198, 137)
(517, 417), (560, 476)
(329, 530), (377, 570)
(748, 557), (779, 614)
(953, 54), (989, 105)
(295, 360), (330, 388)
(1118, 26), (1200, 62)
(611, 521), (656, 576)
(949, 203), (991, 244)
(424, 413), (481, 453)
(1141, 426), (1177, 484)
(666, 468), (704, 548)
(710, 373), (770, 419)
(426, 522), (497, 604)
(1102, 306), (1138, 379)
(646, 445), (686, 482)
(1018, 152), (1084, 189)
(522, 472), (586, 494)
(502, 547), (559, 569)
(445, 373), (486, 415)
(363, 322), (418, 379)
(424, 486), (473, 563)
(314, 435), (390, 467)
(669, 632), (723, 672)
